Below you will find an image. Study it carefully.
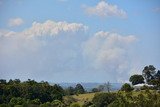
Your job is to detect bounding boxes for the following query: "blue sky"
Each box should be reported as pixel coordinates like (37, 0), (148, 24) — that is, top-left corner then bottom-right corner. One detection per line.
(0, 0), (160, 83)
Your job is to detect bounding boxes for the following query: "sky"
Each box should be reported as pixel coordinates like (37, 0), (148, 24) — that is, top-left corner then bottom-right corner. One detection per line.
(0, 0), (160, 83)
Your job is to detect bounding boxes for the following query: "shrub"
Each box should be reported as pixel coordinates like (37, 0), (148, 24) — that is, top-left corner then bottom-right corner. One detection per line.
(82, 101), (93, 107)
(9, 97), (25, 106)
(70, 102), (81, 107)
(92, 93), (116, 107)
(51, 100), (64, 107)
(121, 83), (133, 92)
(63, 96), (77, 106)
(30, 99), (41, 105)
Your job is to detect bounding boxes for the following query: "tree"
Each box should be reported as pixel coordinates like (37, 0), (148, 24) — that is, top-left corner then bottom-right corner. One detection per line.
(142, 65), (156, 83)
(0, 79), (6, 84)
(9, 97), (25, 106)
(97, 85), (105, 92)
(51, 100), (64, 107)
(104, 82), (112, 92)
(92, 93), (116, 107)
(70, 102), (81, 107)
(75, 84), (85, 94)
(0, 79), (66, 104)
(155, 70), (160, 80)
(92, 88), (99, 93)
(121, 83), (133, 92)
(65, 86), (75, 95)
(129, 74), (145, 85)
(30, 99), (41, 105)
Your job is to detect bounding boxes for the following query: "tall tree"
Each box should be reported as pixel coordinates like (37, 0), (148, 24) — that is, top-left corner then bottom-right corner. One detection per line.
(65, 86), (75, 95)
(104, 82), (112, 92)
(0, 79), (6, 84)
(129, 74), (145, 85)
(75, 84), (85, 94)
(155, 70), (160, 80)
(121, 83), (133, 92)
(142, 65), (156, 83)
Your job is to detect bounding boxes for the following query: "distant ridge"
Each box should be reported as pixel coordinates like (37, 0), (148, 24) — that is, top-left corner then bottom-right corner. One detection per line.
(49, 82), (123, 91)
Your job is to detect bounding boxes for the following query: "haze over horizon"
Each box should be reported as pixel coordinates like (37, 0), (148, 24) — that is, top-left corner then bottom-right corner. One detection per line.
(0, 0), (160, 83)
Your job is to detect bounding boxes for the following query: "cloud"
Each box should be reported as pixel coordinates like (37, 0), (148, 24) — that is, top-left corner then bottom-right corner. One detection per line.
(0, 20), (138, 82)
(3, 20), (88, 38)
(22, 20), (88, 38)
(8, 18), (24, 27)
(84, 1), (127, 18)
(0, 29), (16, 37)
(82, 31), (136, 81)
(0, 20), (88, 81)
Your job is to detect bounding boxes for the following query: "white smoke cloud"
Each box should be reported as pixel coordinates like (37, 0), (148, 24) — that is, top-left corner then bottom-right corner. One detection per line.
(0, 20), (88, 81)
(0, 20), (138, 82)
(82, 31), (136, 81)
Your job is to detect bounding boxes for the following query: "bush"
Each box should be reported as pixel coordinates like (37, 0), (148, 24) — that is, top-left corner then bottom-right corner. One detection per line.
(9, 97), (25, 106)
(51, 100), (64, 107)
(0, 104), (9, 107)
(82, 101), (93, 107)
(92, 93), (116, 107)
(91, 88), (99, 93)
(63, 96), (77, 106)
(30, 99), (41, 105)
(121, 83), (133, 92)
(70, 102), (81, 107)
(40, 102), (52, 107)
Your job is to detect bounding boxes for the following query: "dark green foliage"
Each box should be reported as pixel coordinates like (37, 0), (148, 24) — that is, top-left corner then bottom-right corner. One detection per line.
(121, 83), (133, 92)
(92, 93), (116, 107)
(64, 84), (85, 95)
(141, 65), (160, 89)
(0, 79), (7, 85)
(65, 86), (75, 95)
(0, 79), (64, 105)
(51, 100), (64, 107)
(108, 90), (160, 107)
(91, 88), (99, 92)
(142, 65), (156, 83)
(70, 102), (81, 107)
(129, 74), (144, 85)
(9, 97), (25, 106)
(82, 101), (93, 107)
(155, 70), (160, 79)
(97, 85), (105, 92)
(8, 79), (21, 85)
(75, 84), (85, 94)
(30, 99), (41, 105)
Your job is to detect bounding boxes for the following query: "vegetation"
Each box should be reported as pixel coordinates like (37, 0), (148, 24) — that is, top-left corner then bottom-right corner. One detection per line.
(91, 82), (112, 93)
(130, 65), (160, 89)
(121, 83), (133, 92)
(0, 79), (87, 107)
(65, 84), (86, 96)
(0, 65), (160, 107)
(129, 74), (144, 85)
(92, 93), (116, 107)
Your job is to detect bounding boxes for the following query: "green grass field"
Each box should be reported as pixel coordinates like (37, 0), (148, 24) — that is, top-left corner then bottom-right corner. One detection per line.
(66, 90), (157, 106)
(68, 93), (96, 105)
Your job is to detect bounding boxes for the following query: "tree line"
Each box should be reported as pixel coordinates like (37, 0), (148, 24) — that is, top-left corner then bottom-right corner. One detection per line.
(0, 65), (160, 107)
(0, 79), (85, 107)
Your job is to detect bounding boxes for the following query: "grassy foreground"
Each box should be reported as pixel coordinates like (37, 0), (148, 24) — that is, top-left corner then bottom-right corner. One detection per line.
(71, 93), (95, 105)
(64, 90), (158, 106)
